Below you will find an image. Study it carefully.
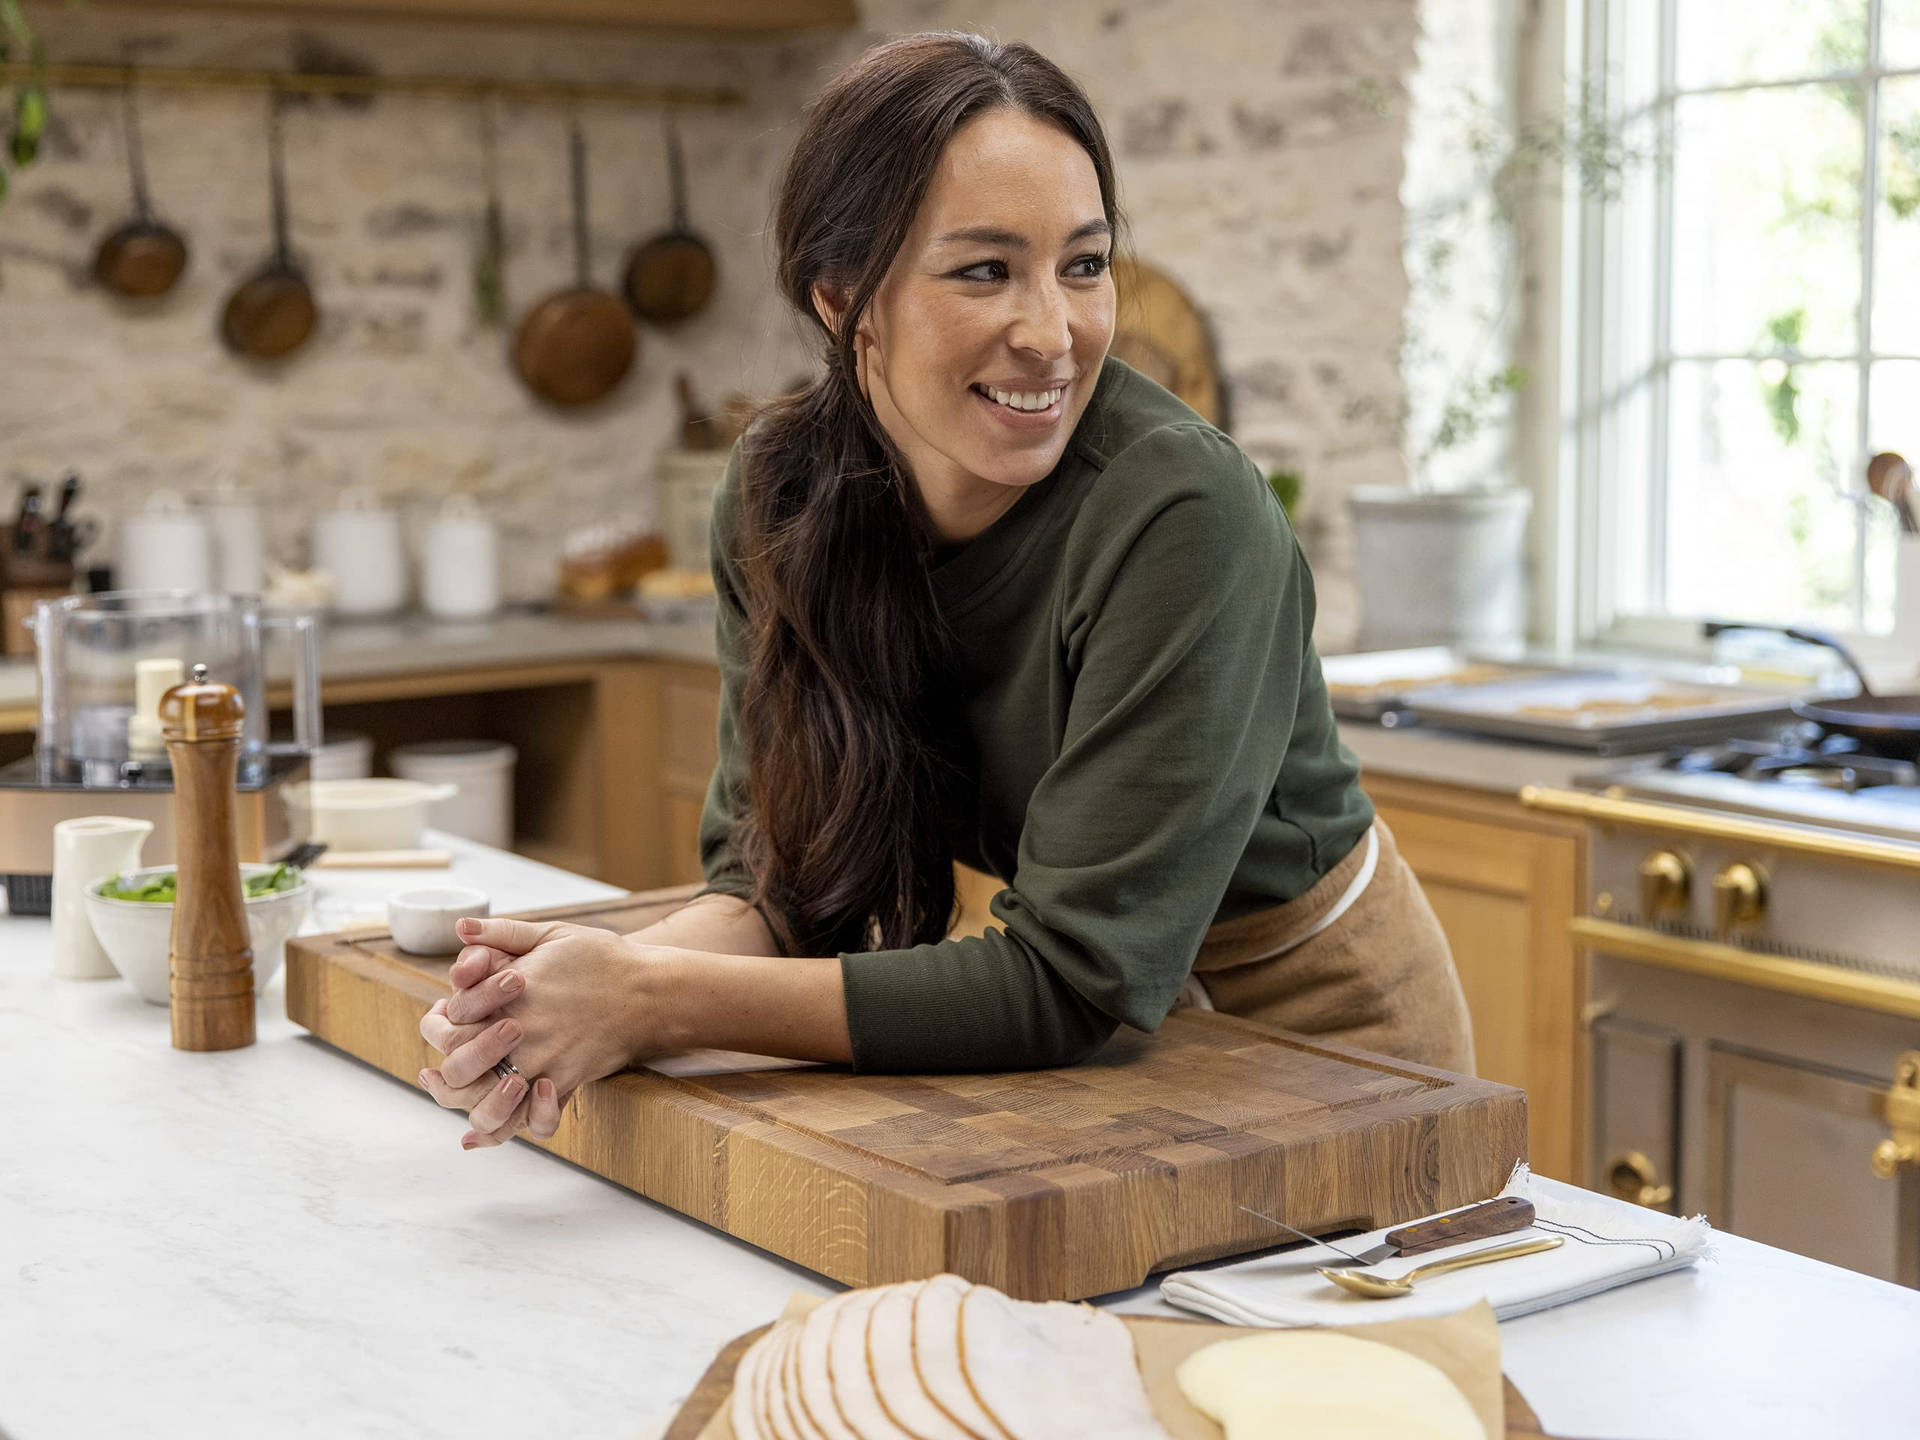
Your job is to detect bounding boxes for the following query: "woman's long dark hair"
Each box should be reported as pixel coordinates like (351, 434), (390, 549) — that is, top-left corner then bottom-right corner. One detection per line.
(735, 32), (1125, 957)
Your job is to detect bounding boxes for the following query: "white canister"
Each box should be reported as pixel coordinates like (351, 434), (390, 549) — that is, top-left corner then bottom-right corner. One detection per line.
(658, 448), (729, 571)
(389, 740), (516, 850)
(312, 488), (408, 618)
(52, 815), (154, 979)
(120, 491), (213, 594)
(421, 497), (501, 620)
(310, 731), (375, 782)
(204, 487), (267, 596)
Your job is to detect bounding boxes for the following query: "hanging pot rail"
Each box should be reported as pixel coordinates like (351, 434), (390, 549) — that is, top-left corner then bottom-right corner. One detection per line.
(0, 60), (741, 109)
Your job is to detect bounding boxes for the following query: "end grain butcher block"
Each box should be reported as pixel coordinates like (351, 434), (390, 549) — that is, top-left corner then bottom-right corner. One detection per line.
(286, 886), (1526, 1301)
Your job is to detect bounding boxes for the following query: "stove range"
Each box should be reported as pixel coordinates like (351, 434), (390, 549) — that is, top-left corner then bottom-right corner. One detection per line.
(1582, 727), (1920, 846)
(1525, 724), (1920, 1288)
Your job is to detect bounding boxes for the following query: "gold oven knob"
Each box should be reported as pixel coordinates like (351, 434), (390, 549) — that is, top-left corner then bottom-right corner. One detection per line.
(1872, 1052), (1920, 1179)
(1712, 861), (1767, 933)
(1638, 849), (1691, 920)
(1873, 1139), (1918, 1179)
(1605, 1150), (1673, 1209)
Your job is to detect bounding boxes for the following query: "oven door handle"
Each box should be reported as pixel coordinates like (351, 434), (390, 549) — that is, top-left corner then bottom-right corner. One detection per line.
(1522, 785), (1920, 872)
(1571, 916), (1920, 1020)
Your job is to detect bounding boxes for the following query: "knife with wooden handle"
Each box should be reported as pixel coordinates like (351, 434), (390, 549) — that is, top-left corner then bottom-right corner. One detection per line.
(1240, 1195), (1537, 1267)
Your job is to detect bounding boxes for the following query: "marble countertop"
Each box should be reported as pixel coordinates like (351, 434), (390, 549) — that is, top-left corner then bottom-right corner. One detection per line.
(1337, 718), (1613, 794)
(1, 604), (1626, 797)
(4, 837), (1915, 1439)
(0, 608), (722, 718)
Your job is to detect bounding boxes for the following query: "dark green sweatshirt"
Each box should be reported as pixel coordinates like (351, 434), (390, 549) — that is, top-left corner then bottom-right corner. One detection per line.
(698, 356), (1374, 1071)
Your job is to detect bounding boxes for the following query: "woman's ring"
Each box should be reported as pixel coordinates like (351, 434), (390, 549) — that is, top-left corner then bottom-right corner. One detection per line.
(493, 1059), (523, 1081)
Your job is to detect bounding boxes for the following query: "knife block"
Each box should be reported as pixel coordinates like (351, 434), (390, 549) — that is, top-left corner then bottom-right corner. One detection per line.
(0, 533), (73, 659)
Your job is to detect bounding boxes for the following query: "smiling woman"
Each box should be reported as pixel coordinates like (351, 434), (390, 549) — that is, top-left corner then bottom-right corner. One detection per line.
(419, 30), (1473, 1151)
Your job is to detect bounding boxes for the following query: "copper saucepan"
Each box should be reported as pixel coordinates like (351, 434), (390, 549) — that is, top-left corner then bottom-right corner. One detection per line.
(512, 119), (636, 407)
(622, 111), (715, 327)
(93, 80), (188, 299)
(220, 90), (317, 362)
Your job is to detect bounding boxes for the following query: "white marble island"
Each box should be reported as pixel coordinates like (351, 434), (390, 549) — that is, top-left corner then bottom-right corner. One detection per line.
(3, 837), (1914, 1439)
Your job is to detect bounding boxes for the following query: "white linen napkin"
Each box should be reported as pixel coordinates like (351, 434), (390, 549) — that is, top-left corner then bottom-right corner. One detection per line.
(1160, 1164), (1711, 1326)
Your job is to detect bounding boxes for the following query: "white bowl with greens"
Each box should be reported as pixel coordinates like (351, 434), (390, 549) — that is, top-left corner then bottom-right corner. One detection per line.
(83, 862), (311, 1006)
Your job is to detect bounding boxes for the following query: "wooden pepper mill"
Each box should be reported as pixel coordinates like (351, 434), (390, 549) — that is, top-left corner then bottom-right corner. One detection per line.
(160, 663), (255, 1051)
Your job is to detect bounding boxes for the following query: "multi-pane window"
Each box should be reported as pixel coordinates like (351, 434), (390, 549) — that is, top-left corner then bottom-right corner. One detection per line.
(1582, 0), (1920, 636)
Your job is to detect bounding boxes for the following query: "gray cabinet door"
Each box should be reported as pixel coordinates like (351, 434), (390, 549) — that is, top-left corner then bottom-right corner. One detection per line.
(1590, 1016), (1682, 1213)
(1706, 1045), (1920, 1286)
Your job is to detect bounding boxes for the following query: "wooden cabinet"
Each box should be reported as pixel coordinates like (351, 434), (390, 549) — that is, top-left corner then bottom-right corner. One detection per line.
(1364, 773), (1587, 1181)
(641, 660), (1004, 937)
(156, 0), (854, 31)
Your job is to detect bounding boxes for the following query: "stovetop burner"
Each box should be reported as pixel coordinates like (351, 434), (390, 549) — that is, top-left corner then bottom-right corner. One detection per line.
(1664, 733), (1920, 793)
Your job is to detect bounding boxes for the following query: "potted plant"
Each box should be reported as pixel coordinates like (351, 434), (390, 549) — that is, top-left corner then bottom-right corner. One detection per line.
(1349, 82), (1653, 650)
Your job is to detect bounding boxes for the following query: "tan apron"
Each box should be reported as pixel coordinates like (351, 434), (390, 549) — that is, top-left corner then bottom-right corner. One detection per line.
(1176, 819), (1475, 1073)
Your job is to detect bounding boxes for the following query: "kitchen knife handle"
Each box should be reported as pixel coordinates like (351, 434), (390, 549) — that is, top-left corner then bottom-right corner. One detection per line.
(1386, 1196), (1535, 1256)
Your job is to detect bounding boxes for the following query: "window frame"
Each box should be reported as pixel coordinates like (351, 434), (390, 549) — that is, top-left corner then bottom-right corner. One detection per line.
(1559, 0), (1920, 658)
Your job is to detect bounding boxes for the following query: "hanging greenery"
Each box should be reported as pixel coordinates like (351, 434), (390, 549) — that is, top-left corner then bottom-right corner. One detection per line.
(0, 0), (47, 206)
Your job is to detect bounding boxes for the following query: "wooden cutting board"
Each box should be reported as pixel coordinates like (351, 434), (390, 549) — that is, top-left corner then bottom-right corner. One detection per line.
(286, 886), (1527, 1301)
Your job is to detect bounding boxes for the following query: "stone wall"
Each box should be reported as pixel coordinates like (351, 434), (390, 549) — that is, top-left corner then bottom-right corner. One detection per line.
(0, 0), (1460, 643)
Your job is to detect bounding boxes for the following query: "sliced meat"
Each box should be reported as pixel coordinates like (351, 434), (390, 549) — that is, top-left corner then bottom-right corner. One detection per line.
(912, 1275), (1011, 1440)
(956, 1284), (1167, 1440)
(869, 1282), (976, 1440)
(827, 1286), (915, 1439)
(795, 1291), (861, 1440)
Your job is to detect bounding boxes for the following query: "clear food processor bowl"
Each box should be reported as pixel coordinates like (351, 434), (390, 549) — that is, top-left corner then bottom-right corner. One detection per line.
(30, 590), (320, 787)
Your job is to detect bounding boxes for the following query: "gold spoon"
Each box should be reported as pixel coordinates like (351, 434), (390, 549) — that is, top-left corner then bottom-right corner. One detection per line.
(1318, 1234), (1564, 1299)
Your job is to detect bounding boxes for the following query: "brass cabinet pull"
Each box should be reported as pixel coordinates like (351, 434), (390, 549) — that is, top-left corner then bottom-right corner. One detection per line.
(1872, 1052), (1920, 1180)
(1606, 1150), (1673, 1208)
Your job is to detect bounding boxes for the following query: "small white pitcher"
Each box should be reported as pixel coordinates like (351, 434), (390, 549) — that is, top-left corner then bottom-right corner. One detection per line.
(52, 816), (154, 980)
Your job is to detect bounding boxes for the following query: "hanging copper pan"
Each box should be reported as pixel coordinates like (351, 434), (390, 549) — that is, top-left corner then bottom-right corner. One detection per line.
(93, 80), (188, 299)
(220, 90), (317, 362)
(622, 111), (715, 326)
(513, 119), (636, 407)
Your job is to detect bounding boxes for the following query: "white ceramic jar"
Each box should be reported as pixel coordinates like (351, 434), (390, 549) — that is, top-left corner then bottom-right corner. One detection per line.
(119, 491), (213, 594)
(203, 486), (267, 596)
(420, 496), (501, 620)
(312, 488), (408, 618)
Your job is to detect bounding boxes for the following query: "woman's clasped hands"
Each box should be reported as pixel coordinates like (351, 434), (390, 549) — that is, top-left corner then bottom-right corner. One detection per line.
(416, 916), (674, 1150)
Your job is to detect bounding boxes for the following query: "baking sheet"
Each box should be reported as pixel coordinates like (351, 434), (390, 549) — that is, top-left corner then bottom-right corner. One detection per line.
(1321, 648), (1546, 721)
(1404, 672), (1799, 752)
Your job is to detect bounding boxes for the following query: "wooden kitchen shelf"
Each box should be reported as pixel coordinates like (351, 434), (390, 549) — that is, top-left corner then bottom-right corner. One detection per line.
(0, 61), (743, 110)
(91, 0), (854, 34)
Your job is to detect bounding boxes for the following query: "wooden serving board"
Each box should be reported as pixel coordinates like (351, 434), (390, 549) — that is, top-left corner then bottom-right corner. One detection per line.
(286, 886), (1527, 1301)
(663, 1311), (1557, 1440)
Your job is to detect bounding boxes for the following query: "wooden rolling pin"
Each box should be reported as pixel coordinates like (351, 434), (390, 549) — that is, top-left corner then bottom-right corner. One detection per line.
(160, 664), (255, 1051)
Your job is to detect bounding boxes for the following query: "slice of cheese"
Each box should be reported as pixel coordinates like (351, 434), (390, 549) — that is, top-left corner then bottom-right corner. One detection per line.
(1175, 1330), (1486, 1440)
(912, 1276), (1011, 1440)
(868, 1282), (976, 1440)
(956, 1285), (1167, 1440)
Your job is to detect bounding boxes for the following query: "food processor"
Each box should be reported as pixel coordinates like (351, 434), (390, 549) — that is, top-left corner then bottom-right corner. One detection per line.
(0, 591), (320, 914)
